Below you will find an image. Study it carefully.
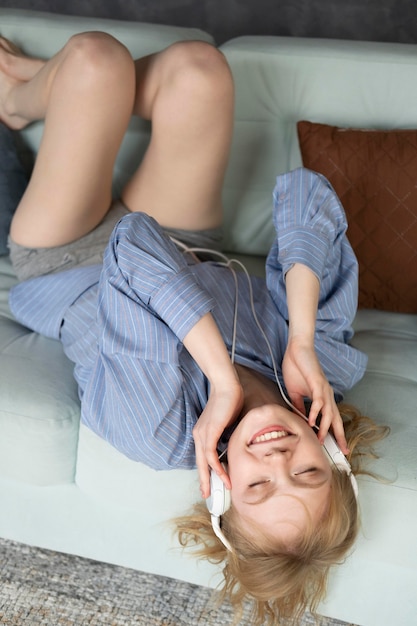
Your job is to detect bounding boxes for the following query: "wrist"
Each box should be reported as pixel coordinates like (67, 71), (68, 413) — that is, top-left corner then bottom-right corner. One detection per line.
(208, 363), (242, 395)
(183, 312), (240, 387)
(288, 325), (315, 344)
(287, 332), (315, 351)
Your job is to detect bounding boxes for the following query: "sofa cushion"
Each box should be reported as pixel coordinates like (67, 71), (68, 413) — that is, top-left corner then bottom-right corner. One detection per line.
(349, 308), (417, 485)
(0, 256), (80, 485)
(297, 120), (417, 313)
(0, 124), (28, 255)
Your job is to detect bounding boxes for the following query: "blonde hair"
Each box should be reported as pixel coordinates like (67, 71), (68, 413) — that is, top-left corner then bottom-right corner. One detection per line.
(174, 404), (389, 626)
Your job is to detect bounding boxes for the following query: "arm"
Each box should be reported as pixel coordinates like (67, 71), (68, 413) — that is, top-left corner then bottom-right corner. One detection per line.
(283, 262), (349, 454)
(184, 312), (243, 497)
(87, 213), (243, 474)
(266, 169), (367, 450)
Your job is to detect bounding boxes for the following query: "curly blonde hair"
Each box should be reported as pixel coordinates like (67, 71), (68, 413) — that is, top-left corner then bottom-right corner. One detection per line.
(174, 404), (389, 626)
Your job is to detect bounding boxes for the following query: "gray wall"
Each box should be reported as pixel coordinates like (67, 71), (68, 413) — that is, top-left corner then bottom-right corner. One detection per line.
(0, 0), (415, 45)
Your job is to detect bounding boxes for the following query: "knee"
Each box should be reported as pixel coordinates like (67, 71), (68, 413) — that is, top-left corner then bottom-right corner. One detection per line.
(60, 32), (135, 92)
(159, 41), (234, 109)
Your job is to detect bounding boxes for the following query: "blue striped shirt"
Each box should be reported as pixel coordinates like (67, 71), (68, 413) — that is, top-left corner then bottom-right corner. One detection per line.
(9, 169), (367, 469)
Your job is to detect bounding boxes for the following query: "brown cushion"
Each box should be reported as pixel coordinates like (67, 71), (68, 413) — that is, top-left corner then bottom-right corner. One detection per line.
(297, 120), (417, 313)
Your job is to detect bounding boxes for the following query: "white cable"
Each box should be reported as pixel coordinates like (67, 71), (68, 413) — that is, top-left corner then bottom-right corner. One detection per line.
(170, 239), (305, 419)
(171, 240), (357, 489)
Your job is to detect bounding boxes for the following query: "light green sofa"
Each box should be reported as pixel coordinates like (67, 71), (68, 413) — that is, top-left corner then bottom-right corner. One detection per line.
(0, 9), (416, 626)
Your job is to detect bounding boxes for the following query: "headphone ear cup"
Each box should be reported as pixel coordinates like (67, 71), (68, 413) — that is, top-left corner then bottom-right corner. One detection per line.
(323, 432), (359, 498)
(206, 464), (231, 516)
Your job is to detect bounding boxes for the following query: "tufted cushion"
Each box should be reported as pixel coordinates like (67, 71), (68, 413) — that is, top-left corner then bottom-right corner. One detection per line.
(297, 120), (417, 313)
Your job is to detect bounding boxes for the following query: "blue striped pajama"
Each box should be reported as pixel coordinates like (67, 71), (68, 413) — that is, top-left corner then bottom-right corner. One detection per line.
(9, 168), (367, 469)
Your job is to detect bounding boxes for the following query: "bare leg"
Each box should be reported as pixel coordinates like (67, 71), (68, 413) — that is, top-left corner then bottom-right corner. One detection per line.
(3, 36), (234, 248)
(4, 32), (135, 247)
(122, 42), (234, 231)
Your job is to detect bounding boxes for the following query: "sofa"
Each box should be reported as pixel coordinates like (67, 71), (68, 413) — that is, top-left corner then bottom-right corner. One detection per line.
(0, 9), (416, 626)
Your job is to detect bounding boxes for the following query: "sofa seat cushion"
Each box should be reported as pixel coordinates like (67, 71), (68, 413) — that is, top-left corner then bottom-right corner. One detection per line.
(348, 309), (417, 487)
(75, 422), (199, 509)
(0, 256), (80, 485)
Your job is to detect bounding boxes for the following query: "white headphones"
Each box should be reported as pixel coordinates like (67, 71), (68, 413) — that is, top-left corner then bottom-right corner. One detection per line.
(322, 431), (358, 497)
(206, 464), (233, 552)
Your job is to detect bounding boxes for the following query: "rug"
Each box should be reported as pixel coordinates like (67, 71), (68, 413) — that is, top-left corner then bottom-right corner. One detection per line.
(0, 537), (356, 625)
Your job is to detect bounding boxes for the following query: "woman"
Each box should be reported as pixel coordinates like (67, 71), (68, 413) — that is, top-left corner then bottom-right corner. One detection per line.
(1, 32), (386, 625)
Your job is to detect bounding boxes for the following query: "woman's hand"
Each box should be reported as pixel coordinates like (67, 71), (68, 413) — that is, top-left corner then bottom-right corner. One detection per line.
(282, 335), (349, 454)
(283, 263), (348, 454)
(192, 378), (244, 499)
(182, 312), (244, 498)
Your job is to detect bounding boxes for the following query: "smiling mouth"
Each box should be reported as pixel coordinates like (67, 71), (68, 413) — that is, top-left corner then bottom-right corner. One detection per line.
(250, 427), (293, 445)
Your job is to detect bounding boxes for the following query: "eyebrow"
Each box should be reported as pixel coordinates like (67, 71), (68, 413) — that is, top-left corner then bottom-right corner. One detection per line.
(244, 474), (329, 506)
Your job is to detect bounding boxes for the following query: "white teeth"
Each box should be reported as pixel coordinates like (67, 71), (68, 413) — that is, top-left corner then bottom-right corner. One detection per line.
(252, 430), (289, 444)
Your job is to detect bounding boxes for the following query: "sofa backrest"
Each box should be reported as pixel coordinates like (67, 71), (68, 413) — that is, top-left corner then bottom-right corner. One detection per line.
(219, 35), (417, 255)
(3, 10), (417, 260)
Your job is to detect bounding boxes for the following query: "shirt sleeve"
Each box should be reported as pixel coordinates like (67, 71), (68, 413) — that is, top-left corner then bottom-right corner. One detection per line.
(265, 167), (367, 397)
(81, 212), (215, 469)
(9, 265), (102, 339)
(268, 167), (350, 280)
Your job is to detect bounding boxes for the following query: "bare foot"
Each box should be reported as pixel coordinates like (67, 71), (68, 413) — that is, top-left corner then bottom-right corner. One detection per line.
(0, 57), (25, 129)
(0, 37), (43, 129)
(0, 36), (44, 81)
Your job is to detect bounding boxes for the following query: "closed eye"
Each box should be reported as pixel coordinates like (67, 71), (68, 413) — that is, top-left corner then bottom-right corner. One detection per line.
(293, 467), (329, 488)
(295, 467), (318, 476)
(249, 479), (270, 488)
(244, 470), (328, 505)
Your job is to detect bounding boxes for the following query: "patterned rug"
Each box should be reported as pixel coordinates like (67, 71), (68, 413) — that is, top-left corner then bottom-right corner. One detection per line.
(0, 538), (355, 625)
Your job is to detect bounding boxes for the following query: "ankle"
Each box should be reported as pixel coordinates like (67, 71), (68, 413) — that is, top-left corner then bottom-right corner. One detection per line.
(0, 84), (29, 131)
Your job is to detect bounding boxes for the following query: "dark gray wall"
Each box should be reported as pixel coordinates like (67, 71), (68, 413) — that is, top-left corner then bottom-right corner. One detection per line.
(0, 0), (416, 45)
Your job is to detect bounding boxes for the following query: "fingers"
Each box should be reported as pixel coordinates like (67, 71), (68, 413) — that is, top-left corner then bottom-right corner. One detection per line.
(307, 396), (323, 429)
(307, 382), (331, 429)
(192, 386), (242, 499)
(283, 343), (349, 456)
(193, 429), (231, 499)
(305, 383), (349, 455)
(313, 399), (349, 455)
(288, 391), (306, 417)
(195, 447), (211, 499)
(197, 453), (231, 498)
(326, 413), (350, 455)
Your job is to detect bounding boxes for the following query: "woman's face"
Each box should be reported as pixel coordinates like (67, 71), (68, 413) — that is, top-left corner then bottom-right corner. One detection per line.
(226, 403), (333, 546)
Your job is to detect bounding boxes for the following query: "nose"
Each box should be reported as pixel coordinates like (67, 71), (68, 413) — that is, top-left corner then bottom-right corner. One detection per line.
(251, 437), (298, 460)
(264, 445), (292, 459)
